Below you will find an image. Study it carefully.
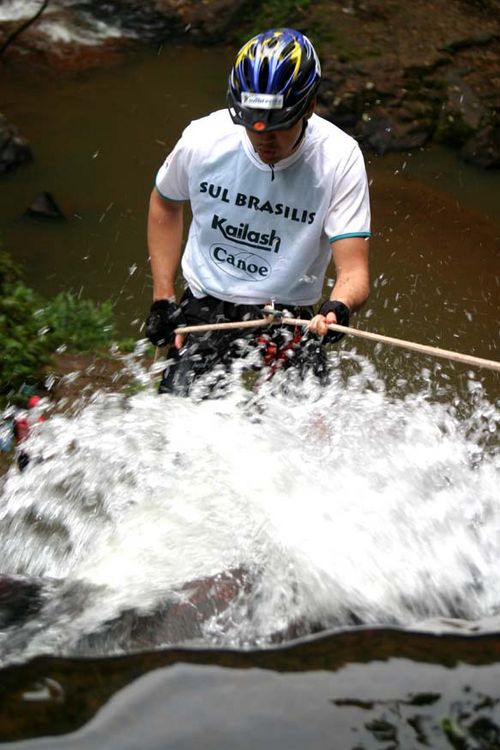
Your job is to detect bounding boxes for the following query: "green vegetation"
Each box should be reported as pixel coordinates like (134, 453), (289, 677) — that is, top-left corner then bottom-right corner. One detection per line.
(237, 0), (311, 42)
(35, 292), (114, 352)
(0, 247), (116, 406)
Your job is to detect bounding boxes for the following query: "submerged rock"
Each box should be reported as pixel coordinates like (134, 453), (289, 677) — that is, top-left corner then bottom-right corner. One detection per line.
(26, 191), (65, 219)
(0, 114), (32, 174)
(461, 123), (500, 168)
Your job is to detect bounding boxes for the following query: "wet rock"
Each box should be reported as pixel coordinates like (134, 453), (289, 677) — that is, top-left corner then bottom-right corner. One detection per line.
(64, 0), (250, 44)
(0, 114), (33, 175)
(460, 123), (500, 168)
(319, 61), (438, 153)
(434, 70), (486, 147)
(84, 0), (184, 43)
(26, 192), (65, 219)
(431, 43), (500, 167)
(162, 0), (250, 41)
(358, 114), (431, 154)
(0, 575), (44, 628)
(440, 31), (500, 53)
(0, 9), (138, 72)
(80, 568), (252, 652)
(0, 0), (249, 70)
(319, 34), (499, 168)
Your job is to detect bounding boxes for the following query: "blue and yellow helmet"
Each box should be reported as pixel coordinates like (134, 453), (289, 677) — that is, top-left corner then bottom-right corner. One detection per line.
(227, 28), (321, 132)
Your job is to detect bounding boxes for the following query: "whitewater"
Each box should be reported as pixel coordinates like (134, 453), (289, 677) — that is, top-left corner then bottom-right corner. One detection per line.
(0, 346), (498, 665)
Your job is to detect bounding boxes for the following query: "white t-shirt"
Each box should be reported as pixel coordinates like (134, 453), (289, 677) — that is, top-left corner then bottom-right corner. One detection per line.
(155, 109), (371, 306)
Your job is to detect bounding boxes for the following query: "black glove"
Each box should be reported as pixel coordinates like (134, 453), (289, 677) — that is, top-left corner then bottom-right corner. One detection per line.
(145, 299), (185, 347)
(317, 299), (350, 343)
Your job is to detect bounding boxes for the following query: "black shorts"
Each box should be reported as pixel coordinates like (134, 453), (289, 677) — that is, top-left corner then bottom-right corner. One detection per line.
(158, 289), (327, 396)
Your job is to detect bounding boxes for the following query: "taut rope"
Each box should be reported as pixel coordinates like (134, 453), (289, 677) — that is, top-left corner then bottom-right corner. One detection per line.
(170, 316), (500, 373)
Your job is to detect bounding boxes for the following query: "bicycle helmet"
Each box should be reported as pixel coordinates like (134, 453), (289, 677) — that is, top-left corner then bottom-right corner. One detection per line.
(227, 28), (321, 132)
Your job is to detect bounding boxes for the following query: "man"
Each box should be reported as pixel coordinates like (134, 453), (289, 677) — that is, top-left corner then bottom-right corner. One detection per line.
(146, 28), (370, 396)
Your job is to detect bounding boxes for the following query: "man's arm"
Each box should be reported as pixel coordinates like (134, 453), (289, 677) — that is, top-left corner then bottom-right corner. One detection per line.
(309, 236), (370, 336)
(147, 187), (184, 301)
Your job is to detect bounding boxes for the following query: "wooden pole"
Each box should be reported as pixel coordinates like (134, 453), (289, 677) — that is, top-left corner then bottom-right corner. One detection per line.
(172, 317), (500, 373)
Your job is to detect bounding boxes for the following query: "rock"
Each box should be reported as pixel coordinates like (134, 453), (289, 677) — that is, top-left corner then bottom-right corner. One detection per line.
(461, 124), (500, 168)
(431, 66), (500, 167)
(0, 0), (249, 70)
(0, 114), (33, 174)
(85, 0), (184, 43)
(26, 192), (65, 219)
(161, 0), (250, 41)
(82, 567), (252, 650)
(72, 0), (250, 44)
(440, 31), (500, 54)
(319, 38), (499, 168)
(434, 70), (486, 147)
(0, 575), (44, 628)
(320, 61), (437, 153)
(357, 113), (431, 154)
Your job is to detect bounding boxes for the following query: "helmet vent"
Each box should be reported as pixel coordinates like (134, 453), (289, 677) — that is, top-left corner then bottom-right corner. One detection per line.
(258, 59), (270, 92)
(241, 58), (251, 87)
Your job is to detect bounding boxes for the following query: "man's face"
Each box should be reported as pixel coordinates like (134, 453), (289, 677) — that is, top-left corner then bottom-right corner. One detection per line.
(245, 117), (305, 165)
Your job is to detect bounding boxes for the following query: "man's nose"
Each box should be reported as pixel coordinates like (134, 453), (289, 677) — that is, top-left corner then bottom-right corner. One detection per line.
(257, 132), (276, 143)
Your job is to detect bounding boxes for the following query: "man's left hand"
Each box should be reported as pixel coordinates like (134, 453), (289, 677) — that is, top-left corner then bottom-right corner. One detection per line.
(309, 299), (350, 343)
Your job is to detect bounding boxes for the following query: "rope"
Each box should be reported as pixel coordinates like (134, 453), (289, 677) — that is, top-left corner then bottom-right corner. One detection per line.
(172, 316), (500, 373)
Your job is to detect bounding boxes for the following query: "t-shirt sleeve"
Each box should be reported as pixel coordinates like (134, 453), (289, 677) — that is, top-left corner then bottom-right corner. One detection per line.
(154, 130), (192, 202)
(324, 144), (371, 243)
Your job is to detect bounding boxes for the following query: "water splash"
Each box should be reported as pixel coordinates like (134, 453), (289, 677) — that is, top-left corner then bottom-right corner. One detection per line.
(0, 349), (498, 662)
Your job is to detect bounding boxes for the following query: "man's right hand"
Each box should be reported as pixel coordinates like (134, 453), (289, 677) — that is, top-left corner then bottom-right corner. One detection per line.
(145, 299), (185, 347)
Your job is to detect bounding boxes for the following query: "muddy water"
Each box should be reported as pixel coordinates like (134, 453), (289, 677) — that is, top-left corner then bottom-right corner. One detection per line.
(0, 45), (232, 332)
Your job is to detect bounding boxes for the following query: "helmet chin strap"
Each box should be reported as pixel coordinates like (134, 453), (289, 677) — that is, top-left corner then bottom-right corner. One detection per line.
(292, 118), (309, 150)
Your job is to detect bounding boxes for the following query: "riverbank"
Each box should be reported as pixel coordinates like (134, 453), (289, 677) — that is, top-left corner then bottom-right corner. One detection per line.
(0, 0), (498, 168)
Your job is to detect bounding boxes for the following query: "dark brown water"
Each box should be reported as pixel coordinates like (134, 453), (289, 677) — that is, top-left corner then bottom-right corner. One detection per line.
(0, 45), (232, 333)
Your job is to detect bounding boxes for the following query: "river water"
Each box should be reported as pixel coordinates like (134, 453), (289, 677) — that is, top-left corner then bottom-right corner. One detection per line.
(0, 6), (500, 747)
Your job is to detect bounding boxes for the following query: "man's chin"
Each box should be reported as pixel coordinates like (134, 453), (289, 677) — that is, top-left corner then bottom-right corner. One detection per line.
(258, 150), (278, 164)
